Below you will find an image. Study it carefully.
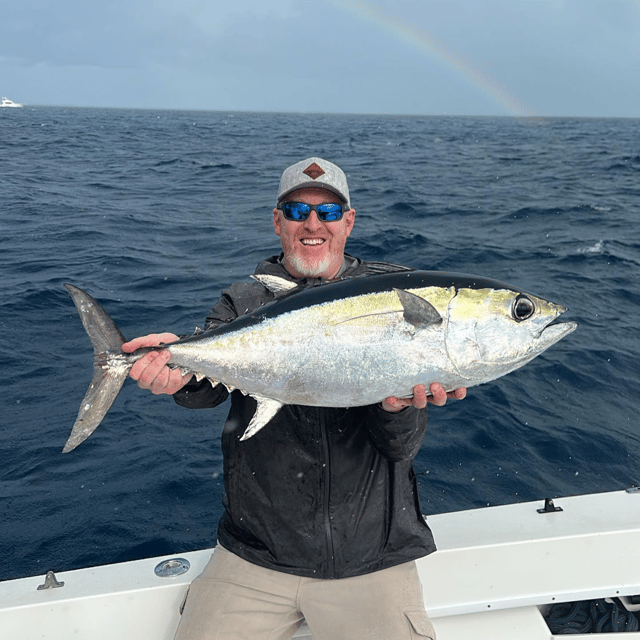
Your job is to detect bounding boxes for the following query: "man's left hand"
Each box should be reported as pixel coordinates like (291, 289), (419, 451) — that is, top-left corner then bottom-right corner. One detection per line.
(381, 383), (467, 412)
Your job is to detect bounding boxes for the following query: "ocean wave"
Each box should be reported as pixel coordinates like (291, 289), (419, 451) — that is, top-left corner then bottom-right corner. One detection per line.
(2, 108), (639, 581)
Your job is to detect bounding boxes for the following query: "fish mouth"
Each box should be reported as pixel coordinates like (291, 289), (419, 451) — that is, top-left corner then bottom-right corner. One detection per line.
(539, 319), (578, 343)
(536, 302), (577, 342)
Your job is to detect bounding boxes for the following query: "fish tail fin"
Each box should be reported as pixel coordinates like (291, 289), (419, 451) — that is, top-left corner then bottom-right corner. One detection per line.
(63, 284), (130, 453)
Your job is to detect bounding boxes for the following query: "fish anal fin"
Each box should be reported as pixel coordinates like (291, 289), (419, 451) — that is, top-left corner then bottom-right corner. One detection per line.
(394, 288), (442, 329)
(239, 396), (284, 441)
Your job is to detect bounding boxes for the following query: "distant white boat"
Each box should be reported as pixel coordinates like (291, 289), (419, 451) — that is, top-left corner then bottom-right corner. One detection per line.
(1, 97), (24, 108)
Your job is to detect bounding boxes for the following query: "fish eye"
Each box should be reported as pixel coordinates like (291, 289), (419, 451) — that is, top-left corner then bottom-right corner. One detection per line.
(512, 295), (535, 321)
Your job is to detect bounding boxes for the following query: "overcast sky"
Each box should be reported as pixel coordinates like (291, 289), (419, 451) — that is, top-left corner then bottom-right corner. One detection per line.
(2, 0), (639, 117)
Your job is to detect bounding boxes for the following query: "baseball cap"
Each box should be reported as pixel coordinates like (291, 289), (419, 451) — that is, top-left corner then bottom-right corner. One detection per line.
(276, 157), (350, 208)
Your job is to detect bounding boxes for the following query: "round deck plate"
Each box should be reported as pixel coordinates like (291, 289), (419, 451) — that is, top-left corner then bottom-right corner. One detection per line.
(154, 558), (191, 578)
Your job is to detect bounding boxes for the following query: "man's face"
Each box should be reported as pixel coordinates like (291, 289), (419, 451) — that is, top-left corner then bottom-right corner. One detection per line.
(273, 187), (356, 280)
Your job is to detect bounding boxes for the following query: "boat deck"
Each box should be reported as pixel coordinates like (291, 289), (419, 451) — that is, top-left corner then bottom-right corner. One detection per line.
(1, 490), (640, 639)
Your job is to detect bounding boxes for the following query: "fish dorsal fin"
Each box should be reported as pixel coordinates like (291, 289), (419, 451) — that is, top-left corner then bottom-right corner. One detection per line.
(239, 396), (284, 441)
(394, 288), (442, 328)
(252, 274), (299, 296)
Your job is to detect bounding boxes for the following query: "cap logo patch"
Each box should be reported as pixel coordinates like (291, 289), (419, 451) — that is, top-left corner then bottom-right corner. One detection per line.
(302, 162), (325, 180)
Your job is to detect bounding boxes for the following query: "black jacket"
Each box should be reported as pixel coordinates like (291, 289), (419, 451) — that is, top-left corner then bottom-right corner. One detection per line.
(173, 254), (437, 579)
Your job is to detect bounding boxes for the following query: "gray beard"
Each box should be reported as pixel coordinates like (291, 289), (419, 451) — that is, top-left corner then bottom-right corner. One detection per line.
(286, 253), (332, 278)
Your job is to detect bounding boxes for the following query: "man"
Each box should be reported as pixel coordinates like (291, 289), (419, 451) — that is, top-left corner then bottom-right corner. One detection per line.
(123, 158), (466, 639)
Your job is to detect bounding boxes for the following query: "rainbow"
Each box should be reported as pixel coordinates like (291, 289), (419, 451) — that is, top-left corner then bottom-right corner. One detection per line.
(335, 0), (537, 118)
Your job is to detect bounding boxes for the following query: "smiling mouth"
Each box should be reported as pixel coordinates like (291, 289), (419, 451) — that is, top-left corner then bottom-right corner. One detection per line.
(301, 239), (325, 246)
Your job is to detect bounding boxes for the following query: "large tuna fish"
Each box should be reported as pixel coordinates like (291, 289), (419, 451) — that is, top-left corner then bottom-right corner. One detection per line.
(63, 271), (577, 453)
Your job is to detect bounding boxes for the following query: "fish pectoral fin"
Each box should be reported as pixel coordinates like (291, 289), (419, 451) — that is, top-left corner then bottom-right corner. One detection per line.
(394, 288), (442, 329)
(252, 274), (299, 296)
(239, 396), (284, 441)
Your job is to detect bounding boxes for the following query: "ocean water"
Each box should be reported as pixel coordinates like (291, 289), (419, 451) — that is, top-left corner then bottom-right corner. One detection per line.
(1, 107), (639, 582)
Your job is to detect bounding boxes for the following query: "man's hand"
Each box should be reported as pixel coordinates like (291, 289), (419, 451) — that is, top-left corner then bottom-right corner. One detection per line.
(122, 333), (193, 395)
(381, 383), (467, 413)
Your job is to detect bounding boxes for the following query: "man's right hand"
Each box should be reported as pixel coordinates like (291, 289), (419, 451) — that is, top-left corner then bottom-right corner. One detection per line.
(122, 334), (193, 395)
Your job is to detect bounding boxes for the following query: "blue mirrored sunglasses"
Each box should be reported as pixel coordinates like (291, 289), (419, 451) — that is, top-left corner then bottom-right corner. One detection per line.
(277, 202), (346, 222)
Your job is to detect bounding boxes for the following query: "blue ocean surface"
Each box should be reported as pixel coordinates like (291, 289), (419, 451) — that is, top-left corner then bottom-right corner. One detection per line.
(1, 107), (639, 582)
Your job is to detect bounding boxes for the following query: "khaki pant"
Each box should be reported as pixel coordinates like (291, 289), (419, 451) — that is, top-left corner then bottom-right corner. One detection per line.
(174, 545), (435, 640)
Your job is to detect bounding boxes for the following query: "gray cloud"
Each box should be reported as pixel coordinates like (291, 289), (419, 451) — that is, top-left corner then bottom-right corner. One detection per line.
(2, 0), (638, 116)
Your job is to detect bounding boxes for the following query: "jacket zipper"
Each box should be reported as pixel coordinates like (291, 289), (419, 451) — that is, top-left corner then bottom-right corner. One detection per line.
(319, 409), (336, 578)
